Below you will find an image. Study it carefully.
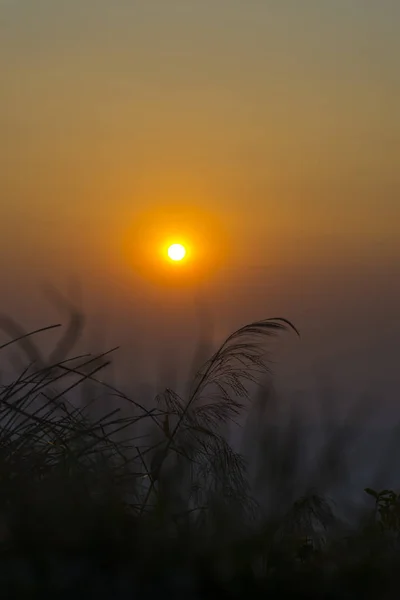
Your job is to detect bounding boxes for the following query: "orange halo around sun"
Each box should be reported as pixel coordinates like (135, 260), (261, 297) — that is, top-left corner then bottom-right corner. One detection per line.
(122, 201), (232, 287)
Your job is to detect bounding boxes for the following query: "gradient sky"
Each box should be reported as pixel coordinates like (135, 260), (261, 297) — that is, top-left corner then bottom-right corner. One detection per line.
(1, 1), (400, 400)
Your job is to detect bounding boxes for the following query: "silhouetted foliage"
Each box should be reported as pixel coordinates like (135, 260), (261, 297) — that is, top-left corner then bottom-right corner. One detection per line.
(0, 305), (398, 597)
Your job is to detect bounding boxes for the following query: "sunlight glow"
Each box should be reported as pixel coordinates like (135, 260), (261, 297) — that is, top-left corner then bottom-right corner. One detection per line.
(167, 243), (186, 261)
(122, 201), (231, 288)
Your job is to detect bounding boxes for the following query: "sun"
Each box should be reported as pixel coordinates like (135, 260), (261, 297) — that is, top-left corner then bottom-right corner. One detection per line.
(167, 243), (186, 261)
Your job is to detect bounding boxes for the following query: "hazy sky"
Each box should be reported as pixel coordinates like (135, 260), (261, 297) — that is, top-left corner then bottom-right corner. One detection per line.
(1, 1), (400, 398)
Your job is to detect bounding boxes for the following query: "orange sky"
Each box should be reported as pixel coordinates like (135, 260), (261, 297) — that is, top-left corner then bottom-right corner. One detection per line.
(1, 1), (400, 395)
(2, 1), (400, 281)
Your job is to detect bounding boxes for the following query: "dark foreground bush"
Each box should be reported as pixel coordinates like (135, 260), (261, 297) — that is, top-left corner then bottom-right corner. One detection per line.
(0, 310), (399, 597)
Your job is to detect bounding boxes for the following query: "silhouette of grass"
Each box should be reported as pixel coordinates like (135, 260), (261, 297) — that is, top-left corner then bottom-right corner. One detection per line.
(0, 305), (398, 597)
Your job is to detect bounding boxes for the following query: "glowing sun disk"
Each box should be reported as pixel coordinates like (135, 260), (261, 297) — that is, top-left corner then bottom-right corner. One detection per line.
(167, 243), (186, 261)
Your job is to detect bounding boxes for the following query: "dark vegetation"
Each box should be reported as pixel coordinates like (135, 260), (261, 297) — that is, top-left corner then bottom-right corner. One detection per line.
(0, 295), (399, 598)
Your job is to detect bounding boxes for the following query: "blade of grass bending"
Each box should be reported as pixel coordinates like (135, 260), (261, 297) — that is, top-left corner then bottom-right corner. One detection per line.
(0, 323), (61, 352)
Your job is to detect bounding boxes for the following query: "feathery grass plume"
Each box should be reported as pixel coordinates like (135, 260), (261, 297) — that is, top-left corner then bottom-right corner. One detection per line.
(139, 317), (299, 518)
(278, 491), (337, 552)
